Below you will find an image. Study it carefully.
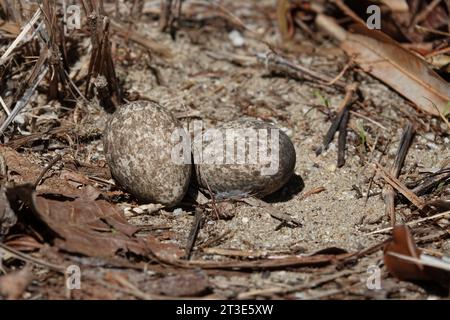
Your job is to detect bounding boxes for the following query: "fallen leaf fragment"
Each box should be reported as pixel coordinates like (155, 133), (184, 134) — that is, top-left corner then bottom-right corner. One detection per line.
(0, 266), (33, 299)
(6, 184), (145, 258)
(316, 16), (450, 116)
(0, 186), (17, 236)
(341, 26), (450, 116)
(384, 225), (450, 289)
(276, 0), (295, 40)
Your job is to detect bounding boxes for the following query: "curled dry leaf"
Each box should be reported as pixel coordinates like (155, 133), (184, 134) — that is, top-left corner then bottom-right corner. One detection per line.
(384, 225), (450, 289)
(6, 184), (145, 258)
(384, 225), (426, 281)
(32, 189), (144, 257)
(6, 184), (185, 261)
(0, 146), (82, 197)
(341, 25), (450, 116)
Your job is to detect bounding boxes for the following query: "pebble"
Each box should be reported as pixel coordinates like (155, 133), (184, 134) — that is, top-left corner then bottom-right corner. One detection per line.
(103, 100), (191, 206)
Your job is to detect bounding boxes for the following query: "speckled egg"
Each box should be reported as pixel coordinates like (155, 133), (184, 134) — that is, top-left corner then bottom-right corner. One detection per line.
(103, 100), (191, 206)
(193, 118), (296, 198)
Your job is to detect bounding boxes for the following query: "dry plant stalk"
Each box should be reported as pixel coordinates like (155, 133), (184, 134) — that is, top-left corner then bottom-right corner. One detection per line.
(82, 0), (122, 111)
(376, 163), (426, 210)
(382, 122), (415, 225)
(40, 0), (69, 101)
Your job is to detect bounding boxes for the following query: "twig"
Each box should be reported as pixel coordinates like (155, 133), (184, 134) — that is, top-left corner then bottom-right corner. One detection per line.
(34, 154), (62, 188)
(298, 187), (326, 200)
(184, 207), (203, 260)
(0, 65), (49, 135)
(316, 83), (357, 155)
(0, 9), (41, 66)
(110, 19), (172, 58)
(326, 60), (352, 86)
(376, 163), (426, 209)
(259, 51), (346, 89)
(237, 270), (356, 299)
(197, 229), (233, 249)
(411, 170), (450, 196)
(367, 210), (450, 235)
(383, 122), (415, 225)
(364, 137), (391, 207)
(413, 0), (443, 25)
(350, 109), (388, 131)
(337, 107), (349, 167)
(241, 197), (302, 227)
(0, 96), (11, 115)
(331, 0), (366, 26)
(0, 242), (64, 273)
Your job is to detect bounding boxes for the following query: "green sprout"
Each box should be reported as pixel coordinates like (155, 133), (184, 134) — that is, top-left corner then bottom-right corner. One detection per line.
(314, 90), (330, 108)
(356, 120), (367, 146)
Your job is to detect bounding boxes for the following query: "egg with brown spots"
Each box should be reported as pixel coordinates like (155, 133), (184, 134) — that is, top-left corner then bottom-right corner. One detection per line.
(193, 118), (296, 198)
(103, 100), (191, 206)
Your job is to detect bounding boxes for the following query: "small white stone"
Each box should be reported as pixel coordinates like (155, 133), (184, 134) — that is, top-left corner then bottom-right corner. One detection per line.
(242, 217), (249, 224)
(228, 30), (245, 47)
(173, 208), (183, 215)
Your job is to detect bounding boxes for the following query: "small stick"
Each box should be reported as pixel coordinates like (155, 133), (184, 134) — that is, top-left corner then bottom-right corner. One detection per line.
(242, 197), (302, 227)
(298, 187), (326, 200)
(202, 178), (220, 220)
(259, 51), (346, 89)
(184, 207), (203, 260)
(110, 20), (172, 58)
(412, 171), (450, 196)
(392, 123), (414, 178)
(376, 163), (425, 209)
(383, 122), (414, 225)
(34, 154), (62, 188)
(0, 242), (64, 273)
(326, 60), (352, 86)
(367, 210), (450, 235)
(0, 96), (11, 115)
(0, 9), (41, 66)
(0, 65), (48, 134)
(337, 107), (349, 167)
(317, 84), (357, 155)
(364, 137), (391, 207)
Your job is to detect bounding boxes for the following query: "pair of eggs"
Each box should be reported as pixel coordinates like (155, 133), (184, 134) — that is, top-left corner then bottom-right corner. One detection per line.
(103, 100), (296, 206)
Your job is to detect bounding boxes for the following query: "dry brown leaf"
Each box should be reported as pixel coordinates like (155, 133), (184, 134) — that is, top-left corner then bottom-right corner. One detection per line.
(276, 0), (294, 41)
(0, 186), (17, 236)
(31, 188), (145, 257)
(384, 225), (450, 289)
(384, 225), (426, 281)
(341, 26), (450, 116)
(0, 266), (33, 299)
(0, 146), (81, 196)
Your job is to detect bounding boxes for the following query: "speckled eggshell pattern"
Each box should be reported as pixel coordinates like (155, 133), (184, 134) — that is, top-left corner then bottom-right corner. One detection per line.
(103, 100), (191, 206)
(193, 118), (296, 198)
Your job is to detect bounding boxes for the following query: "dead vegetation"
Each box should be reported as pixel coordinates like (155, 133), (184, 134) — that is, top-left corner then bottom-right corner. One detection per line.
(0, 0), (449, 300)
